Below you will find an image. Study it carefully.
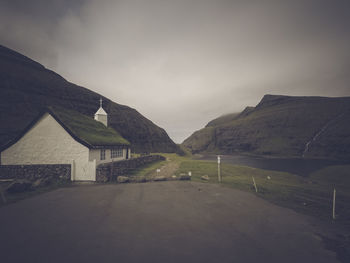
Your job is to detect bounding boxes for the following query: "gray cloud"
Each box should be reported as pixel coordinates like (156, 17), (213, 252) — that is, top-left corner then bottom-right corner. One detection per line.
(1, 0), (350, 142)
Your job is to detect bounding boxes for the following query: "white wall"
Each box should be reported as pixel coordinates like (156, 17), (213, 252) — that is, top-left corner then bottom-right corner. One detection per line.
(89, 148), (128, 166)
(1, 113), (92, 181)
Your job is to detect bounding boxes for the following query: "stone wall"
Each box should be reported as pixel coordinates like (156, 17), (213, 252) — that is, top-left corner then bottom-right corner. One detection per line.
(96, 155), (165, 182)
(0, 164), (71, 182)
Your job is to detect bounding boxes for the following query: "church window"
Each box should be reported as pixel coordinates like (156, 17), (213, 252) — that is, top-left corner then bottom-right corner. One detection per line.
(100, 149), (106, 160)
(111, 148), (123, 158)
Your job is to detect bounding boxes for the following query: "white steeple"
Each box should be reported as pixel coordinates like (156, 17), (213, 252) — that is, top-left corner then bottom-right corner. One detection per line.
(94, 98), (108, 126)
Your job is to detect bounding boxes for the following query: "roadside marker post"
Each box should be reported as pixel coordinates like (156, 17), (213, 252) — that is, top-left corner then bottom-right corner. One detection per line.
(217, 155), (221, 183)
(252, 176), (258, 193)
(332, 188), (336, 220)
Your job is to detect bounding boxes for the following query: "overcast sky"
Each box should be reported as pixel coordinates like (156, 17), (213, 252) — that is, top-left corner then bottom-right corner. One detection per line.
(1, 0), (350, 143)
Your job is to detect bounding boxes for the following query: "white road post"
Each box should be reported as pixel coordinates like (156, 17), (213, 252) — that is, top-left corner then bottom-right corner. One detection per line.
(252, 176), (258, 193)
(71, 159), (75, 181)
(217, 155), (221, 183)
(332, 188), (336, 220)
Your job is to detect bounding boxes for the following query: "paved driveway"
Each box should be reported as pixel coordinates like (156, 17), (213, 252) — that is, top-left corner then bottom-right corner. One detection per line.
(0, 182), (338, 263)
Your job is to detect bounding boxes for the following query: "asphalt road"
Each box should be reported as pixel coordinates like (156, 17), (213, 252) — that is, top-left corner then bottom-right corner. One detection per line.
(0, 182), (339, 263)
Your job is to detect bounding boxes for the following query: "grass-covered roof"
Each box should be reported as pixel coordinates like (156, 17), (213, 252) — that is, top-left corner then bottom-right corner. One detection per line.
(49, 106), (130, 148)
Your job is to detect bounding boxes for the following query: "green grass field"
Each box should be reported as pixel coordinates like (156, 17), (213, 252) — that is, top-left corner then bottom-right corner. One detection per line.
(156, 153), (350, 228)
(129, 159), (167, 177)
(170, 155), (350, 261)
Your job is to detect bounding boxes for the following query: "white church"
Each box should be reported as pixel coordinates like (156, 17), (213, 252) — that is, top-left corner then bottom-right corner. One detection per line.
(0, 99), (131, 181)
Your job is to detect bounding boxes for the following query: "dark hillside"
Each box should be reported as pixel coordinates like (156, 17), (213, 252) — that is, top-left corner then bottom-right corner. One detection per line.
(0, 45), (179, 153)
(183, 95), (350, 160)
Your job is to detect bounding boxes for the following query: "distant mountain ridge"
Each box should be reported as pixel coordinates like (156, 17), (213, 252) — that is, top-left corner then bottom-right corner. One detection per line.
(205, 113), (240, 127)
(0, 44), (180, 153)
(182, 94), (350, 160)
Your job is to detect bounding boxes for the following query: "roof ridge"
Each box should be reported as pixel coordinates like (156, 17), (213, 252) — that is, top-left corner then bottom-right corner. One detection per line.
(47, 107), (93, 148)
(95, 106), (107, 115)
(1, 106), (129, 152)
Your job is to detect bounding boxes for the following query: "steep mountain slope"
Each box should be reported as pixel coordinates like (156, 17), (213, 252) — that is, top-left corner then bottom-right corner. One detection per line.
(205, 107), (254, 128)
(0, 45), (179, 153)
(182, 95), (350, 160)
(206, 113), (239, 127)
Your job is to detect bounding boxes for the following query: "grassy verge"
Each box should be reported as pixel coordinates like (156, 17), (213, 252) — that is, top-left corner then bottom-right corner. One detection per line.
(129, 153), (188, 178)
(175, 158), (350, 226)
(129, 159), (167, 177)
(173, 159), (350, 263)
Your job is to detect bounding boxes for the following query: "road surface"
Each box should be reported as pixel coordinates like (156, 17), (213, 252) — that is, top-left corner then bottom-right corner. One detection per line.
(0, 182), (339, 263)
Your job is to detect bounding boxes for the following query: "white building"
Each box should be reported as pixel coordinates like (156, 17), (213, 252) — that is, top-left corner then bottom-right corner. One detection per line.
(0, 101), (130, 181)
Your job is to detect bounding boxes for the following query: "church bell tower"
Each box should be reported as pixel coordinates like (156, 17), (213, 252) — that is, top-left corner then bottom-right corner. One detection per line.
(94, 98), (108, 126)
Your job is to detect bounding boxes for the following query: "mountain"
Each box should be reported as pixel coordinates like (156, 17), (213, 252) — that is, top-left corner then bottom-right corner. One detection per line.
(205, 113), (240, 127)
(182, 95), (350, 160)
(0, 45), (180, 153)
(205, 107), (254, 128)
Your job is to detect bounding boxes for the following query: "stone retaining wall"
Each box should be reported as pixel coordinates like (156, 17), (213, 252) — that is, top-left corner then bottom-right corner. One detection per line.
(0, 164), (71, 182)
(96, 155), (165, 182)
